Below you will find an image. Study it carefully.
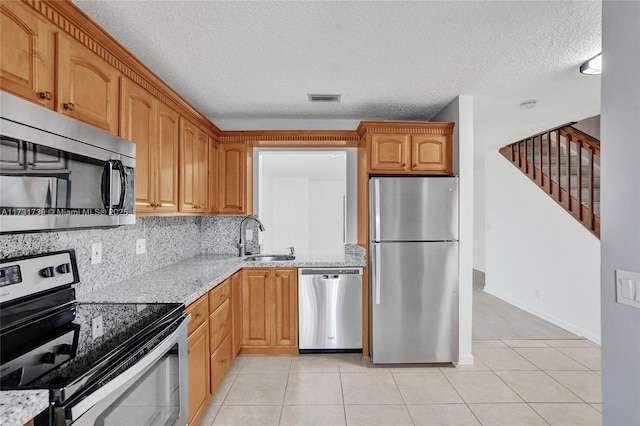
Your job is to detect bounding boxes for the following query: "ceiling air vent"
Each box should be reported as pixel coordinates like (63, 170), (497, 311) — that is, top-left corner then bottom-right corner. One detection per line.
(308, 94), (341, 102)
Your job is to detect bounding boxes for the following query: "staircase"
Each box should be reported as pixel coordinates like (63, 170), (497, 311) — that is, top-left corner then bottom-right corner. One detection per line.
(499, 124), (601, 238)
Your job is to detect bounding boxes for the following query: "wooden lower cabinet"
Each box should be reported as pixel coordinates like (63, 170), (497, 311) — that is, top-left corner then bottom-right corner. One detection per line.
(187, 320), (210, 426)
(231, 271), (243, 357)
(185, 268), (297, 424)
(273, 269), (298, 348)
(241, 269), (272, 348)
(210, 334), (232, 395)
(241, 268), (298, 354)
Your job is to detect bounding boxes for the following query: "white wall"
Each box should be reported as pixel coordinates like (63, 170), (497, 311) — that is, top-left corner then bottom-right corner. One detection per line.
(473, 165), (486, 272)
(485, 151), (601, 342)
(433, 95), (474, 365)
(600, 2), (640, 424)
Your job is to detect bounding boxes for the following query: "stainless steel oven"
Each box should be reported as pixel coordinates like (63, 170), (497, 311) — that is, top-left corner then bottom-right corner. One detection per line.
(0, 250), (189, 426)
(0, 92), (135, 234)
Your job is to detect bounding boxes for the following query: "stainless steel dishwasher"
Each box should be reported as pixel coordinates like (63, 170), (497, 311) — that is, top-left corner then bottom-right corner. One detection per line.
(298, 268), (363, 352)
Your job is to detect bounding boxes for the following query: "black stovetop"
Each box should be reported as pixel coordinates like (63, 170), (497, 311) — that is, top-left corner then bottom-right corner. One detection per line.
(1, 301), (183, 396)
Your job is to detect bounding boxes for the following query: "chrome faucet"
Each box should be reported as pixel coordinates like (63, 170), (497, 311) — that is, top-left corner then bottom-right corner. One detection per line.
(237, 215), (266, 257)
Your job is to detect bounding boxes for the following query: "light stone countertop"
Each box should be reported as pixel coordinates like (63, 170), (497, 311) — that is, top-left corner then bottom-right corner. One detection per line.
(0, 390), (49, 426)
(2, 249), (365, 425)
(77, 249), (365, 305)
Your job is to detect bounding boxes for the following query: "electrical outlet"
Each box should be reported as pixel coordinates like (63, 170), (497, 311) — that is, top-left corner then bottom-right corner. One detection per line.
(136, 238), (146, 255)
(91, 243), (102, 265)
(246, 229), (253, 240)
(136, 296), (147, 312)
(92, 315), (104, 339)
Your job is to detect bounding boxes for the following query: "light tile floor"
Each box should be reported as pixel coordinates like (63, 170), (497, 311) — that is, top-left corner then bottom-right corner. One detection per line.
(197, 338), (602, 426)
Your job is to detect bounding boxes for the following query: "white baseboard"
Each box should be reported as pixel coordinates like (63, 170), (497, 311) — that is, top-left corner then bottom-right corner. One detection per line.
(483, 287), (601, 345)
(457, 353), (475, 365)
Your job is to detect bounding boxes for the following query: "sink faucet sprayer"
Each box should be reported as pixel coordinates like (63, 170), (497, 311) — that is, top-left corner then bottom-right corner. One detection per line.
(238, 215), (266, 257)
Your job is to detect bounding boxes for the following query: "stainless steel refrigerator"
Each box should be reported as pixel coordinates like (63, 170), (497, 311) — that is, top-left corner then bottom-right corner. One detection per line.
(369, 176), (459, 364)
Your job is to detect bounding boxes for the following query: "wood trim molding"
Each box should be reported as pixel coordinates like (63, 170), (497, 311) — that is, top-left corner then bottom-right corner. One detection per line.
(29, 0), (221, 136)
(357, 121), (454, 136)
(219, 130), (361, 147)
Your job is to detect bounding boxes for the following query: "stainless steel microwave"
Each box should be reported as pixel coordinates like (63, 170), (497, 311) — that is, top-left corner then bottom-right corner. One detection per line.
(0, 92), (135, 233)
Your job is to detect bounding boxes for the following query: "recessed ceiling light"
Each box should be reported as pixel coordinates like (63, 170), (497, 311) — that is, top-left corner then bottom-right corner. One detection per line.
(519, 100), (537, 110)
(308, 94), (341, 102)
(580, 53), (602, 75)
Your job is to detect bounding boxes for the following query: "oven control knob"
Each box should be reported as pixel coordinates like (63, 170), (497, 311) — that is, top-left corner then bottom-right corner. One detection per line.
(57, 344), (73, 355)
(41, 352), (56, 364)
(39, 267), (55, 278)
(56, 263), (72, 274)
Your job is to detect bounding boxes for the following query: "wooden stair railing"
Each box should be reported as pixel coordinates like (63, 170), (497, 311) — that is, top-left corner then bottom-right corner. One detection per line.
(499, 124), (601, 238)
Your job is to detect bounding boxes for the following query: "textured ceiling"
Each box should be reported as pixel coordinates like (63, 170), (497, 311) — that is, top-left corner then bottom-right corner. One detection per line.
(73, 0), (601, 149)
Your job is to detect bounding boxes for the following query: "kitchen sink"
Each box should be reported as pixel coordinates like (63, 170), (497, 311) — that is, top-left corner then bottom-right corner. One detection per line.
(244, 255), (295, 262)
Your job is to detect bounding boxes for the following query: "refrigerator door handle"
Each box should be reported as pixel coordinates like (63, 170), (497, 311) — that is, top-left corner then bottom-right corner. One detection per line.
(373, 179), (381, 241)
(374, 244), (381, 305)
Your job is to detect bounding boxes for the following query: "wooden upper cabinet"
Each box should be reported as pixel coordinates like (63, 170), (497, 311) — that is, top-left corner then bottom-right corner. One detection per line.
(179, 118), (208, 213)
(364, 122), (454, 175)
(273, 269), (298, 348)
(370, 134), (410, 171)
(0, 1), (54, 107)
(218, 143), (246, 214)
(411, 134), (451, 173)
(196, 130), (209, 212)
(57, 33), (120, 134)
(121, 78), (179, 214)
(121, 78), (155, 213)
(209, 138), (219, 214)
(155, 102), (180, 212)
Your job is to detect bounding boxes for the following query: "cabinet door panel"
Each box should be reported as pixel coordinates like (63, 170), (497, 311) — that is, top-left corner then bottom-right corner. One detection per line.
(242, 269), (271, 347)
(209, 139), (219, 214)
(186, 295), (209, 335)
(210, 334), (232, 395)
(179, 118), (197, 212)
(156, 103), (179, 212)
(120, 78), (155, 213)
(219, 143), (246, 214)
(0, 1), (53, 107)
(231, 271), (243, 357)
(209, 299), (231, 352)
(187, 321), (210, 426)
(370, 134), (409, 171)
(196, 130), (209, 212)
(273, 269), (298, 348)
(411, 134), (451, 173)
(57, 34), (119, 134)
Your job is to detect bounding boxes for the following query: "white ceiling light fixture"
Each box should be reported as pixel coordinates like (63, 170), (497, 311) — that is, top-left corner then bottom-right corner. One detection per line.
(580, 53), (602, 75)
(308, 94), (341, 103)
(519, 100), (537, 110)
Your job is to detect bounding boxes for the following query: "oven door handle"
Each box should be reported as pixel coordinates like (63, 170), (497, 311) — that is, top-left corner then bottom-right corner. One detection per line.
(68, 315), (190, 423)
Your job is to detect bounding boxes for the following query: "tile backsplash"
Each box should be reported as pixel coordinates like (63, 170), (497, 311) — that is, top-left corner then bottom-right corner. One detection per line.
(0, 216), (247, 295)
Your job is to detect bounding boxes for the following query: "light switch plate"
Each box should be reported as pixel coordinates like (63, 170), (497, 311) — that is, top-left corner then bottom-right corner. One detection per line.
(246, 229), (253, 240)
(616, 270), (640, 309)
(92, 315), (104, 339)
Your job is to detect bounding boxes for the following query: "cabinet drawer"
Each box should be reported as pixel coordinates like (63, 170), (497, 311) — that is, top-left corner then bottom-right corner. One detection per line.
(209, 299), (231, 351)
(209, 279), (230, 313)
(186, 295), (209, 336)
(210, 334), (232, 395)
